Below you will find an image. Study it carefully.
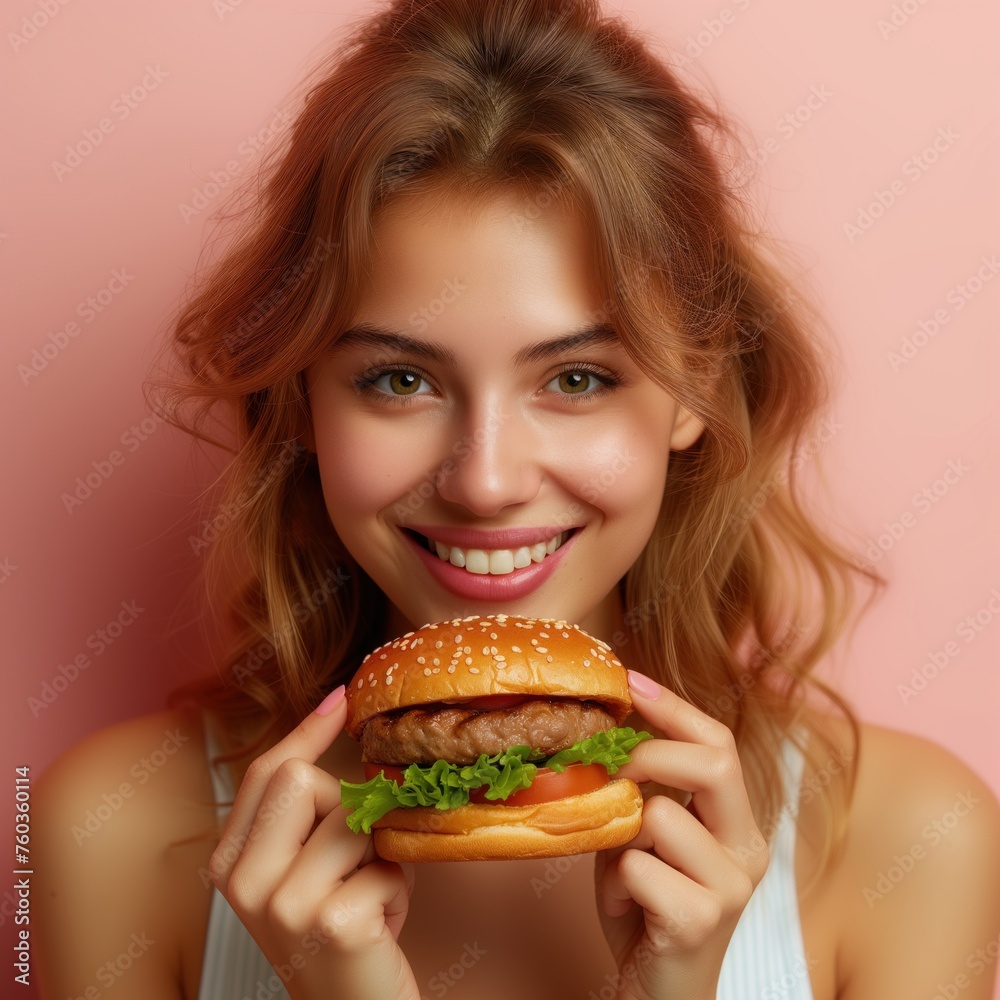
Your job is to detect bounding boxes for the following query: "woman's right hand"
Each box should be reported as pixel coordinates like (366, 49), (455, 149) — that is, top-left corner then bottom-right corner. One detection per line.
(208, 685), (421, 1000)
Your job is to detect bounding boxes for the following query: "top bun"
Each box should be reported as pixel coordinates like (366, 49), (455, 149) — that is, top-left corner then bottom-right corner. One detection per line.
(345, 614), (630, 739)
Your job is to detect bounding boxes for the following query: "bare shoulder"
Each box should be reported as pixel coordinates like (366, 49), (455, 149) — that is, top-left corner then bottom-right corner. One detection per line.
(34, 706), (218, 1000)
(810, 712), (1000, 999)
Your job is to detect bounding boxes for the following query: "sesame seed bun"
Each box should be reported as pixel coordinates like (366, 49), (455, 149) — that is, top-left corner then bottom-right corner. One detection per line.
(345, 613), (631, 740)
(371, 778), (644, 862)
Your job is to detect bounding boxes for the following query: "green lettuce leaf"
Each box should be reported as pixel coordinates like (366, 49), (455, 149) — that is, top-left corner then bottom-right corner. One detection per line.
(543, 726), (652, 774)
(340, 726), (652, 834)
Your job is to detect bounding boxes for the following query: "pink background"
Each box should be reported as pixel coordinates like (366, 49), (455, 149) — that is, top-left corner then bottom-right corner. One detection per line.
(3, 0), (997, 995)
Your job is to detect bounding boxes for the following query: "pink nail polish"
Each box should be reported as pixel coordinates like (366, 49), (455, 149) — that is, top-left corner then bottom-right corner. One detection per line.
(627, 669), (661, 700)
(314, 684), (345, 716)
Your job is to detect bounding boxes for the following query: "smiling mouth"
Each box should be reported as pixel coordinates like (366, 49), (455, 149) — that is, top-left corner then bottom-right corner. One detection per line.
(405, 529), (576, 576)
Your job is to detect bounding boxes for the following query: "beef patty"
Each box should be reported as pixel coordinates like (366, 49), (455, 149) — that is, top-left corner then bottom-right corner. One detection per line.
(360, 698), (617, 765)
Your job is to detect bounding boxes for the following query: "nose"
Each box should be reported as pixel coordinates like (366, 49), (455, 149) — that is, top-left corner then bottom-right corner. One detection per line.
(434, 400), (543, 517)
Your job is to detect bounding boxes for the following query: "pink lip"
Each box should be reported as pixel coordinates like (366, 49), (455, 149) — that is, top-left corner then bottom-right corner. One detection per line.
(405, 524), (577, 549)
(401, 527), (580, 602)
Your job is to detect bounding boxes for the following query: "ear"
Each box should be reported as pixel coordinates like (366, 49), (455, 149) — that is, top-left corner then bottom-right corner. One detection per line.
(668, 404), (706, 451)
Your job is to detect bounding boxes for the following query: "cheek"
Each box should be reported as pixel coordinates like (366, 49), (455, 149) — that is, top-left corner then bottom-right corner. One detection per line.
(312, 408), (439, 522)
(561, 416), (670, 519)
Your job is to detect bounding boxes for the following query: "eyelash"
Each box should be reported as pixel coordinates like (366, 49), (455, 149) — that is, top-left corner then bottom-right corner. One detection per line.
(351, 362), (627, 407)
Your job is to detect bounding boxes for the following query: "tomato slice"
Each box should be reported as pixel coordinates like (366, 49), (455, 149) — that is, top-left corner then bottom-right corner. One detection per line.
(361, 761), (609, 807)
(470, 763), (609, 807)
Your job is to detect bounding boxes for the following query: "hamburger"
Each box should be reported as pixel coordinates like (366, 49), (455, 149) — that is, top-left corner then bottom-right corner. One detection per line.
(339, 613), (651, 862)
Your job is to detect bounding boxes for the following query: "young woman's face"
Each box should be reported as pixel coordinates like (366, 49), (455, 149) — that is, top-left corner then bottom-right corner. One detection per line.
(305, 185), (704, 642)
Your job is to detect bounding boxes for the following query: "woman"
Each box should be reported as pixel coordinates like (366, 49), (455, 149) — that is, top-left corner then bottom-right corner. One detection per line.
(35, 1), (1000, 998)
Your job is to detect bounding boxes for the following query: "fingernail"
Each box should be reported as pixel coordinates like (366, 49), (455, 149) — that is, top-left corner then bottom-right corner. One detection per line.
(627, 669), (661, 700)
(314, 684), (345, 716)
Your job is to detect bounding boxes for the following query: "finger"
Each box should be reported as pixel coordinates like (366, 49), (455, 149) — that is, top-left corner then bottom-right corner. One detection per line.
(626, 670), (737, 749)
(211, 686), (346, 884)
(602, 794), (733, 892)
(615, 738), (755, 849)
(602, 848), (714, 952)
(320, 862), (414, 951)
(269, 803), (386, 914)
(248, 804), (384, 937)
(225, 760), (354, 902)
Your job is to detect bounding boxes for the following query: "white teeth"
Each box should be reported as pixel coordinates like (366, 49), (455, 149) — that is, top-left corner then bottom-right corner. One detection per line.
(427, 531), (570, 576)
(489, 550), (515, 575)
(464, 549), (490, 574)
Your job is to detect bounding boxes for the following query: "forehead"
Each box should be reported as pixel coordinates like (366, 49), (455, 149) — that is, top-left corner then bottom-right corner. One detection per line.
(355, 184), (604, 335)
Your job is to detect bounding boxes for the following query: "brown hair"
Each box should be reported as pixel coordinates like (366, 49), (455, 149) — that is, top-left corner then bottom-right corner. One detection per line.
(156, 0), (884, 885)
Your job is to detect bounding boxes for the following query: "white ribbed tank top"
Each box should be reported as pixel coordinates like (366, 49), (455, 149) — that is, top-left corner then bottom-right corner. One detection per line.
(198, 715), (814, 1000)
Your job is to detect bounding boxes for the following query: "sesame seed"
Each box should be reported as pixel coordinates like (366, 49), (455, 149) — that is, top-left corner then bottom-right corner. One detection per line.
(546, 655), (553, 662)
(465, 656), (473, 665)
(482, 646), (490, 655)
(469, 667), (480, 674)
(386, 674), (393, 684)
(561, 631), (569, 638)
(368, 672), (375, 682)
(530, 638), (538, 645)
(403, 630), (414, 638)
(379, 653), (387, 659)
(447, 665), (456, 673)
(539, 631), (549, 638)
(433, 658), (440, 666)
(490, 632), (498, 640)
(512, 645), (521, 653)
(423, 667), (431, 676)
(417, 656), (425, 664)
(357, 678), (364, 688)
(455, 635), (463, 642)
(435, 640), (444, 648)
(584, 659), (591, 667)
(463, 646), (471, 654)
(536, 647), (547, 653)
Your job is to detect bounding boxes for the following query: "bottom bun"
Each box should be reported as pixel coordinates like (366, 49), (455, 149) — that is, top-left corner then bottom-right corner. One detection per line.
(372, 778), (644, 862)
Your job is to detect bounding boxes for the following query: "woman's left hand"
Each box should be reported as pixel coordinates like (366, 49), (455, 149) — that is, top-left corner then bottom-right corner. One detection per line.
(593, 669), (771, 1000)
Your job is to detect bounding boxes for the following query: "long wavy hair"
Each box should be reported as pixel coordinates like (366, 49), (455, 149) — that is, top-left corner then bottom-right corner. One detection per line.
(157, 0), (884, 887)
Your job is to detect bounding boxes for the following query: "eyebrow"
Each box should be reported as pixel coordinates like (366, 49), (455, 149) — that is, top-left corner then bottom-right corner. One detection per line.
(329, 321), (620, 368)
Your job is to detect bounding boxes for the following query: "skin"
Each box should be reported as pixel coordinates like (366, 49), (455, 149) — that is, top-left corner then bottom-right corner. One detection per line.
(32, 187), (1000, 1000)
(301, 184), (705, 642)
